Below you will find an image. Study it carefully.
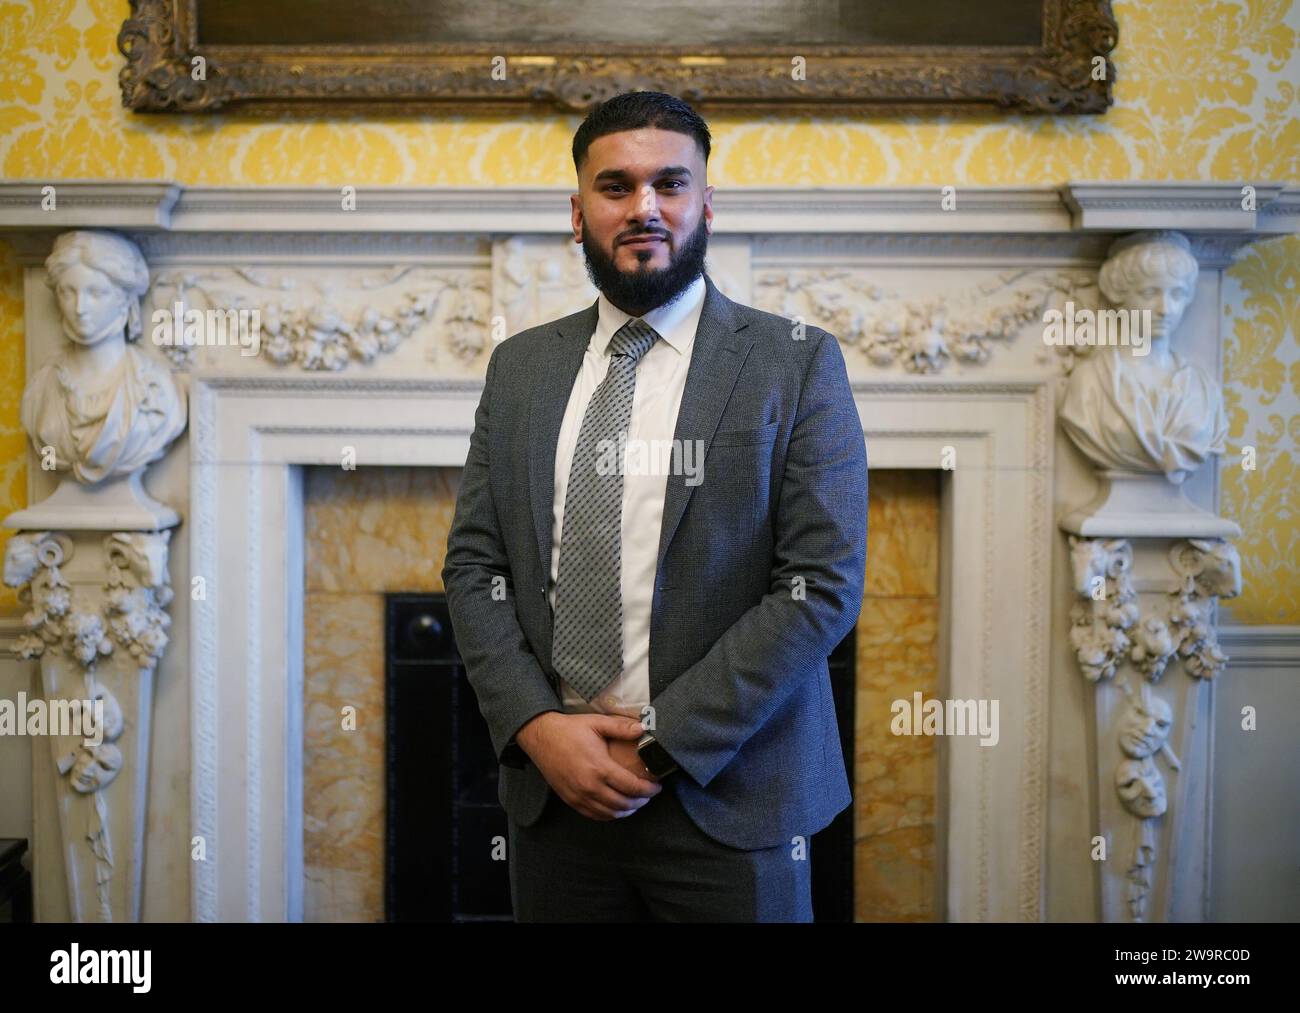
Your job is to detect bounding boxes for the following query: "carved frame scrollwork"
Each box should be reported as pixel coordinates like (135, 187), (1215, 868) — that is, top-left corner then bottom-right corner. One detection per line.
(119, 0), (1117, 116)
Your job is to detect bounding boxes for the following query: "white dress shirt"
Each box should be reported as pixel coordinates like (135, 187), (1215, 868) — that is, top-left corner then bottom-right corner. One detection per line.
(548, 272), (708, 719)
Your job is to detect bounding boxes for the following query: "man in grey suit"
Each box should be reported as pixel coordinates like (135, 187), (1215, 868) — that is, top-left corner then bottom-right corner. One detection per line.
(442, 91), (867, 922)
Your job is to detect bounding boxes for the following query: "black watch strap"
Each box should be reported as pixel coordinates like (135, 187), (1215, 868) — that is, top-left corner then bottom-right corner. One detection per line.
(637, 734), (679, 778)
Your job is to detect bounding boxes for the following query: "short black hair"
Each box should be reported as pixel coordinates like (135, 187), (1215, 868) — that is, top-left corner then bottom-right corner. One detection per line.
(572, 90), (711, 179)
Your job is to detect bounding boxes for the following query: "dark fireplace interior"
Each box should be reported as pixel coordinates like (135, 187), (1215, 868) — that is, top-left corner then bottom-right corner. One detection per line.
(384, 592), (856, 922)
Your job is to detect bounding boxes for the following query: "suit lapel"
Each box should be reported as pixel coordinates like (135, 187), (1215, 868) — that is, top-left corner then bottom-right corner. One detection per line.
(653, 274), (755, 582)
(527, 302), (594, 588)
(528, 271), (755, 610)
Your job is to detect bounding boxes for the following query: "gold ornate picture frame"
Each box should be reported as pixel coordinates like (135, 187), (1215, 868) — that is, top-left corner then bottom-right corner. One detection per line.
(119, 0), (1116, 116)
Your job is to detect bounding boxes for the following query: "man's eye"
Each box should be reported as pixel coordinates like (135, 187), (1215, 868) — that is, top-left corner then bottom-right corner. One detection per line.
(606, 181), (684, 193)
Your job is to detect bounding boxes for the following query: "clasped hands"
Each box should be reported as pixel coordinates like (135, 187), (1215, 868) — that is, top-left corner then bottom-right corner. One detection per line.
(515, 711), (663, 821)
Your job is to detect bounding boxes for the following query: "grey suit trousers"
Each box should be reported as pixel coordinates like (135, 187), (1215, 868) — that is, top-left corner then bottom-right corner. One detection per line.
(507, 776), (814, 922)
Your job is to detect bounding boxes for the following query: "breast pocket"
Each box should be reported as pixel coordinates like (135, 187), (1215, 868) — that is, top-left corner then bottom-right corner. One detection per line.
(689, 421), (780, 549)
(709, 420), (779, 447)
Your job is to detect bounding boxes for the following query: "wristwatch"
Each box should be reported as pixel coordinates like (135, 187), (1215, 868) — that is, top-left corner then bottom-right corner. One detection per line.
(636, 732), (679, 779)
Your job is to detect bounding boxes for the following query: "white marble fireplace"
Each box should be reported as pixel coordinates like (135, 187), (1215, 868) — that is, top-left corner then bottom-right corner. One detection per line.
(0, 181), (1293, 922)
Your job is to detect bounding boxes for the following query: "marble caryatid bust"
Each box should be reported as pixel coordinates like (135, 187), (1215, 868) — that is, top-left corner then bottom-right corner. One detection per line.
(1060, 231), (1227, 484)
(1058, 231), (1239, 538)
(8, 230), (186, 530)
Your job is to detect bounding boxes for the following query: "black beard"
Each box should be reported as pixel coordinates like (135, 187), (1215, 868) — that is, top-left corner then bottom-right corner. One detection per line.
(581, 213), (709, 317)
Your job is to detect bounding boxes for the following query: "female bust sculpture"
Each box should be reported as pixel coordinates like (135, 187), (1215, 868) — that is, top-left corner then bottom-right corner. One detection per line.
(1059, 231), (1228, 485)
(20, 230), (186, 487)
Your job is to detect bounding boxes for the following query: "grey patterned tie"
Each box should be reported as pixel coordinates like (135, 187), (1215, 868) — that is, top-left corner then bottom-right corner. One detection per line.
(551, 317), (661, 703)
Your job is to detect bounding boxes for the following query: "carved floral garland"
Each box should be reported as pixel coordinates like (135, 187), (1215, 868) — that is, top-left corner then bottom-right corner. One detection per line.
(148, 268), (489, 370)
(755, 268), (1096, 373)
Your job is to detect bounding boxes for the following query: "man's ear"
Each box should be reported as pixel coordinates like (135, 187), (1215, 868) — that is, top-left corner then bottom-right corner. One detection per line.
(570, 193), (583, 243)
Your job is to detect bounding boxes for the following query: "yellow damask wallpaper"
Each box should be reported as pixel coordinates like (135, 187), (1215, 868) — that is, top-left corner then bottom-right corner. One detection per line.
(0, 0), (1296, 620)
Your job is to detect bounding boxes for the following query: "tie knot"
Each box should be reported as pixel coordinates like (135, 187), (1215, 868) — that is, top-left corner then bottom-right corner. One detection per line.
(608, 318), (660, 365)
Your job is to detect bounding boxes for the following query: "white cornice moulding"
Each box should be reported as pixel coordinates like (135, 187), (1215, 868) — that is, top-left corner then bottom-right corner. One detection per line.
(1064, 181), (1292, 231)
(1259, 188), (1300, 233)
(0, 181), (1294, 237)
(0, 182), (181, 229)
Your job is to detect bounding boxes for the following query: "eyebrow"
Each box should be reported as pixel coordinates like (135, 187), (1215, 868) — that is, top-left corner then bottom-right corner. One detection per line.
(592, 166), (694, 184)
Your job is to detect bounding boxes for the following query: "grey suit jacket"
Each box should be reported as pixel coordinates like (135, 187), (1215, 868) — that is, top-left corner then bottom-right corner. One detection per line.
(441, 271), (867, 850)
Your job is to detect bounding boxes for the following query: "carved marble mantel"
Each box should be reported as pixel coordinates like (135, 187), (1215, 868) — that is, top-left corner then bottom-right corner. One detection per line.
(0, 181), (1294, 923)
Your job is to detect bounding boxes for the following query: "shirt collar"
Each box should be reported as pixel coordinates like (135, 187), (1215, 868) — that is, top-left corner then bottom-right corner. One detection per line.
(592, 272), (707, 357)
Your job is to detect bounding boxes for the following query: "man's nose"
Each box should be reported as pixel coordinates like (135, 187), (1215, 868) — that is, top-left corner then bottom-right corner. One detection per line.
(632, 183), (662, 221)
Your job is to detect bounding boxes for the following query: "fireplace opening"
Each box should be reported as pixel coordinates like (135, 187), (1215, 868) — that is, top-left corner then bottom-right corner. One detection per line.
(302, 464), (941, 922)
